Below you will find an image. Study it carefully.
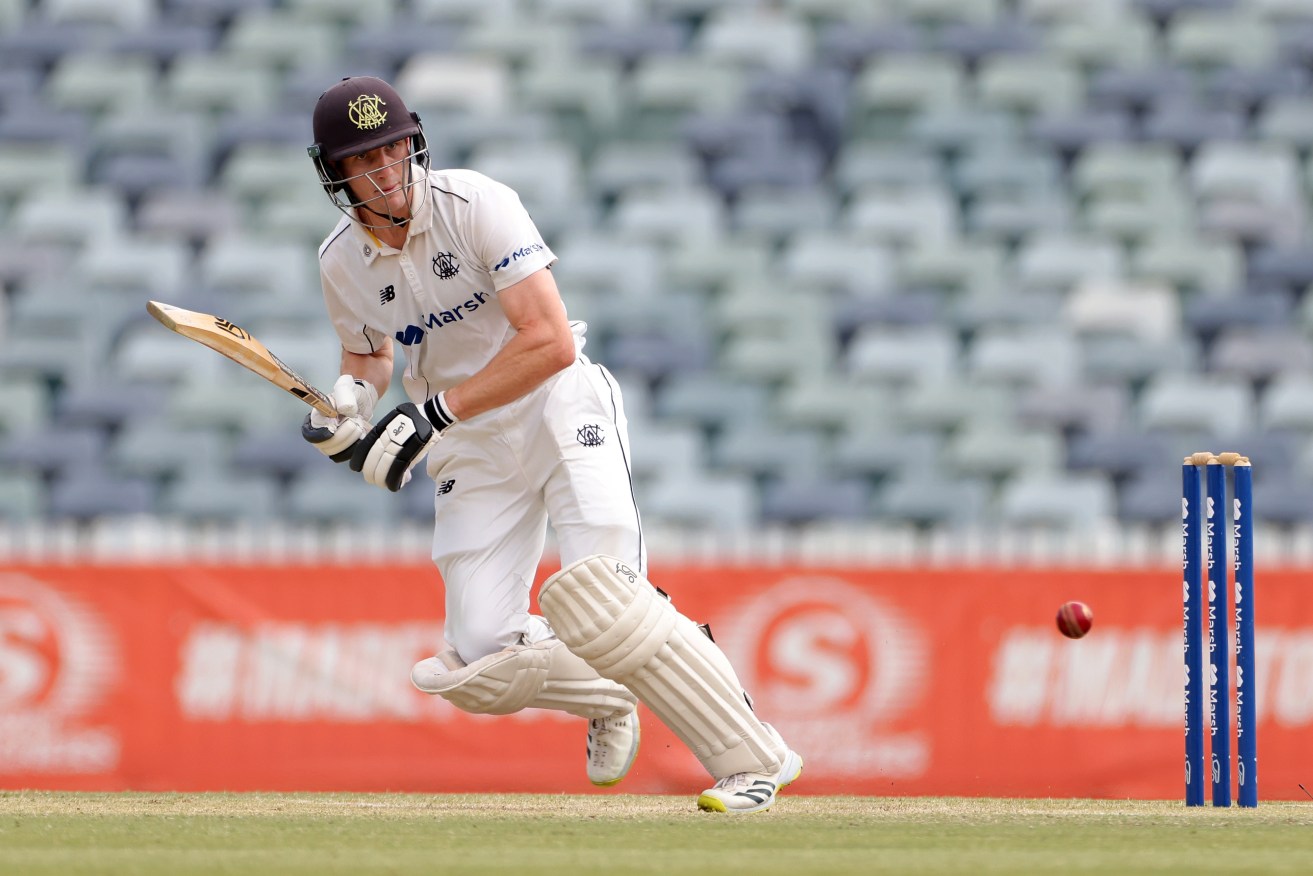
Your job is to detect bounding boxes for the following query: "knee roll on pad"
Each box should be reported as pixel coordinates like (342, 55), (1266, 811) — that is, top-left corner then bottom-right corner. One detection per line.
(540, 554), (784, 778)
(411, 638), (635, 719)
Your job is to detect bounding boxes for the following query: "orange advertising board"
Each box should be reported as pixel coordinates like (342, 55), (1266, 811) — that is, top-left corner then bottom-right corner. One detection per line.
(1, 563), (1310, 799)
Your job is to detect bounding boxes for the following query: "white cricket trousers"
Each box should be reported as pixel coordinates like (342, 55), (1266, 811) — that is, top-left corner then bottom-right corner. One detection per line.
(423, 358), (646, 664)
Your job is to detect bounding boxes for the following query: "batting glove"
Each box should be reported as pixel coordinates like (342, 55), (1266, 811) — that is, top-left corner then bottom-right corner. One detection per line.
(349, 391), (459, 492)
(349, 403), (438, 491)
(301, 374), (378, 463)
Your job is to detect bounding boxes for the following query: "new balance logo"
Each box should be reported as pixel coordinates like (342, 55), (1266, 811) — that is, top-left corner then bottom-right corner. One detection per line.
(436, 479), (455, 495)
(379, 284), (396, 304)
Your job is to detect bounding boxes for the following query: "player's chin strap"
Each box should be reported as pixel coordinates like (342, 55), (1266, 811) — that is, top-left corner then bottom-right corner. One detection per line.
(540, 555), (786, 779)
(411, 637), (638, 719)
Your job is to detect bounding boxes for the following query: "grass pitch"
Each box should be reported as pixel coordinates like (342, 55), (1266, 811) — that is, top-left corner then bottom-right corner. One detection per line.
(2, 793), (1311, 875)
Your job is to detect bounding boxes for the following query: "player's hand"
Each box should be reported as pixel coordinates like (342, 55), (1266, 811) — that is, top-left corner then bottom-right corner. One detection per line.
(350, 403), (440, 492)
(301, 374), (378, 463)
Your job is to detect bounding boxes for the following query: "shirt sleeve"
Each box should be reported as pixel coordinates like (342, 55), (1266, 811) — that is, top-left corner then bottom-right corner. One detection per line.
(321, 268), (388, 355)
(462, 175), (558, 292)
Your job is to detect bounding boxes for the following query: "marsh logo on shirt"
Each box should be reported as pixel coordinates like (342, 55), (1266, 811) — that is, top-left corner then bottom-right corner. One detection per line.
(393, 291), (492, 346)
(490, 243), (545, 272)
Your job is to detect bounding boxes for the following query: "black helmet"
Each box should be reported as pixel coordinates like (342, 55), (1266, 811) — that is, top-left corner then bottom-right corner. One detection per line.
(307, 76), (430, 227)
(310, 76), (421, 162)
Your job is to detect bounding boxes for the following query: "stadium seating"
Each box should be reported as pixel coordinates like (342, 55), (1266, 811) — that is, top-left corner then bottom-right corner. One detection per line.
(2, 0), (1313, 538)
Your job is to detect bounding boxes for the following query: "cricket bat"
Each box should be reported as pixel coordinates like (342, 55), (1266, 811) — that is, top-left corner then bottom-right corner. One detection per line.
(146, 300), (338, 417)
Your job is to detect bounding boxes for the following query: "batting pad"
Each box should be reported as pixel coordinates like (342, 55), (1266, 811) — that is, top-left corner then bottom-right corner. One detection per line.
(410, 638), (636, 718)
(540, 554), (785, 778)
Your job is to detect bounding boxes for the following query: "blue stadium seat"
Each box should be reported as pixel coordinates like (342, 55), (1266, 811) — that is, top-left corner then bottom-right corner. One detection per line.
(1260, 373), (1313, 431)
(759, 476), (871, 524)
(1047, 13), (1156, 69)
(48, 468), (155, 520)
(603, 330), (714, 382)
(0, 21), (99, 69)
(109, 22), (217, 62)
(655, 374), (772, 431)
(816, 23), (923, 71)
(694, 8), (814, 72)
(109, 420), (230, 479)
(874, 473), (991, 528)
(1249, 245), (1313, 290)
(1018, 383), (1131, 435)
(1029, 110), (1134, 153)
(1068, 430), (1176, 478)
(833, 292), (944, 342)
(1118, 468), (1182, 524)
(626, 421), (708, 481)
(576, 21), (688, 67)
(231, 430), (324, 479)
(732, 188), (838, 244)
(1081, 333), (1202, 383)
(640, 470), (758, 530)
(1210, 328), (1313, 380)
(162, 468), (282, 522)
(1139, 374), (1255, 437)
(0, 472), (43, 520)
(0, 425), (107, 476)
(1204, 65), (1309, 110)
(137, 189), (243, 246)
(832, 426), (943, 480)
(159, 0), (273, 25)
(967, 191), (1075, 243)
(937, 21), (1041, 61)
(844, 186), (957, 246)
(1142, 105), (1247, 150)
(709, 143), (826, 199)
(847, 326), (959, 384)
(776, 375), (898, 432)
(1088, 66), (1197, 112)
(54, 381), (170, 429)
(946, 423), (1065, 479)
(998, 473), (1118, 529)
(742, 67), (848, 159)
(907, 108), (1020, 153)
(898, 379), (1018, 431)
(1166, 9), (1278, 68)
(712, 425), (829, 479)
(285, 471), (398, 525)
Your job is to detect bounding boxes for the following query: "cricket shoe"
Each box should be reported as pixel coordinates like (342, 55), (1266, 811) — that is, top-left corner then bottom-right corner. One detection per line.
(587, 709), (640, 787)
(696, 726), (803, 814)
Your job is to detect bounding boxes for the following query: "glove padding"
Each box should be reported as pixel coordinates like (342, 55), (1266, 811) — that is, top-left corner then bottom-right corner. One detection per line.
(301, 374), (378, 463)
(349, 402), (440, 492)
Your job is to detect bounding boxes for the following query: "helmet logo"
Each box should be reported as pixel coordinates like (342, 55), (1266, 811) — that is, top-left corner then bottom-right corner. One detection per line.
(348, 94), (387, 130)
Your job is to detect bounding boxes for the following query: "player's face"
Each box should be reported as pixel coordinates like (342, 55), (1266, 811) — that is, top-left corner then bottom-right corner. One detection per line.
(340, 139), (414, 220)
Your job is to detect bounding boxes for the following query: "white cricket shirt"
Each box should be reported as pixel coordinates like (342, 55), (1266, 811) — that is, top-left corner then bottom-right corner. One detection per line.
(316, 166), (569, 405)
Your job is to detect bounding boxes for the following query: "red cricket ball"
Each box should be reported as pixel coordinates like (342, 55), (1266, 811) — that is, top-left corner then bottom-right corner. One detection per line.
(1056, 601), (1093, 639)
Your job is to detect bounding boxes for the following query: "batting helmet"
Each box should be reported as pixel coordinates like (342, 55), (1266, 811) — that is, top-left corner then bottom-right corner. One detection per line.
(307, 76), (430, 222)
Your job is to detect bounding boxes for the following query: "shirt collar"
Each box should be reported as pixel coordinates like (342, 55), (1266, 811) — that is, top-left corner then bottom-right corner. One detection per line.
(352, 164), (432, 265)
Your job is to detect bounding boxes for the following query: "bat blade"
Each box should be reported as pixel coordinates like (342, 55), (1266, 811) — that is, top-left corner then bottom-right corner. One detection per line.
(146, 300), (338, 417)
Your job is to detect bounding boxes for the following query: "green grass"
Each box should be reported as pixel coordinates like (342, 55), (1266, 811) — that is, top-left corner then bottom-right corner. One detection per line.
(1, 793), (1311, 875)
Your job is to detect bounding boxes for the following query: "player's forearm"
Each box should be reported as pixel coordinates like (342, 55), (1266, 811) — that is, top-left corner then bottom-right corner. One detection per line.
(341, 344), (393, 398)
(444, 322), (575, 421)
